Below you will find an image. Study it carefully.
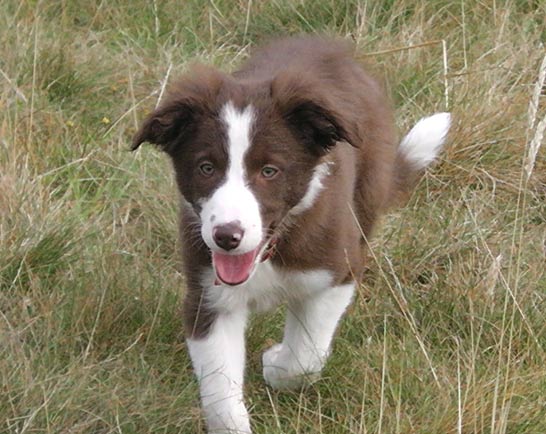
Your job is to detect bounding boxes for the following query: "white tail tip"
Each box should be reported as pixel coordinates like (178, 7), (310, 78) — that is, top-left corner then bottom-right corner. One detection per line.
(399, 112), (451, 169)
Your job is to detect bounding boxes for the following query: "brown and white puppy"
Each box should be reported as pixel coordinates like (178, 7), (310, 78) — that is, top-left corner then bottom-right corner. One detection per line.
(133, 36), (450, 433)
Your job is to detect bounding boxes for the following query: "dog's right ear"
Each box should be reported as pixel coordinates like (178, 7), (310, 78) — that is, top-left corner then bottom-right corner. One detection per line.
(132, 65), (225, 154)
(131, 102), (197, 153)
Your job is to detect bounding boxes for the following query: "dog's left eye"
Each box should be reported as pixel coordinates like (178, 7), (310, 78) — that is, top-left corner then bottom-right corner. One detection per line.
(261, 165), (279, 179)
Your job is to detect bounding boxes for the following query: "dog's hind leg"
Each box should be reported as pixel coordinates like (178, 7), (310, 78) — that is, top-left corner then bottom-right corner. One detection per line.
(262, 282), (355, 390)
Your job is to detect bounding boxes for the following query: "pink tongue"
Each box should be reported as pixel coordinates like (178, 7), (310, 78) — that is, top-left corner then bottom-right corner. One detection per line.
(213, 249), (258, 286)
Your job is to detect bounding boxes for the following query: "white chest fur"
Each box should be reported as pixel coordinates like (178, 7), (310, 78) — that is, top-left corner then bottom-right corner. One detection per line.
(190, 261), (352, 433)
(201, 260), (335, 313)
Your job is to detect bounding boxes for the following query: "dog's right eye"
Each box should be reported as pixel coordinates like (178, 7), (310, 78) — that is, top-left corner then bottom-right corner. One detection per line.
(199, 162), (215, 177)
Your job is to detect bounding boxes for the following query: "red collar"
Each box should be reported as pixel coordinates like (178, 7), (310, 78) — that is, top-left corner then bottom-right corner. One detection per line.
(260, 236), (278, 262)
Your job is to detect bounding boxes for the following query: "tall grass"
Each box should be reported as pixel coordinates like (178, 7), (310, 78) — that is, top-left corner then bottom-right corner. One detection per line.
(1, 1), (545, 433)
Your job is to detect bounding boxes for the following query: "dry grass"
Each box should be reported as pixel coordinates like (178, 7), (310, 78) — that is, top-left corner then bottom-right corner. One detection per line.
(1, 1), (545, 433)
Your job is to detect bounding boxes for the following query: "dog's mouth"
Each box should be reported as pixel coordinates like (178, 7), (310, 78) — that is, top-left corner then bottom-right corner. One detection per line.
(212, 237), (278, 286)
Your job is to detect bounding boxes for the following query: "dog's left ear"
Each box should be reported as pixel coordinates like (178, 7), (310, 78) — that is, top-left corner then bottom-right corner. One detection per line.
(272, 71), (357, 153)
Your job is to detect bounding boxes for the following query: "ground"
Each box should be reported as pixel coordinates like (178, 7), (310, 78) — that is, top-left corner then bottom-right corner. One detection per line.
(1, 1), (545, 433)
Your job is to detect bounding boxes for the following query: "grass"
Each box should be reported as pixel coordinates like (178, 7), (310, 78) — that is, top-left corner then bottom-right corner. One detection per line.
(1, 0), (545, 433)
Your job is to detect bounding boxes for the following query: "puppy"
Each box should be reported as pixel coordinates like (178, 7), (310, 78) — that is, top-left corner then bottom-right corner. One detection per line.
(133, 36), (450, 433)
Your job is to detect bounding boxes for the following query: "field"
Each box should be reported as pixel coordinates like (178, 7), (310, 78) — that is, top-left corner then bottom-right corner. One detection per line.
(1, 1), (545, 433)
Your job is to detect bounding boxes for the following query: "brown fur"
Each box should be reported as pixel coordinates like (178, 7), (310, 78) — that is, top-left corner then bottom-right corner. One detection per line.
(133, 36), (416, 339)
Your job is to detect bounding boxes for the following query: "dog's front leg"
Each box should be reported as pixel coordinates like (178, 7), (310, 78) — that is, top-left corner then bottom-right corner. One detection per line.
(187, 307), (251, 434)
(263, 282), (355, 390)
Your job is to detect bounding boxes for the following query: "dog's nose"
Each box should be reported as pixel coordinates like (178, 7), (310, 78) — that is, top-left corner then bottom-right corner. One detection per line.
(213, 222), (244, 251)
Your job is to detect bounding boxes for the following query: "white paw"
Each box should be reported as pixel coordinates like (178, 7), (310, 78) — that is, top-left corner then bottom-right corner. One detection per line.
(205, 406), (251, 434)
(262, 343), (324, 390)
(203, 396), (251, 433)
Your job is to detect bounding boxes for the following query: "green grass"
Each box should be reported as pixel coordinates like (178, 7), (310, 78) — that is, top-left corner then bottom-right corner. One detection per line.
(1, 1), (545, 433)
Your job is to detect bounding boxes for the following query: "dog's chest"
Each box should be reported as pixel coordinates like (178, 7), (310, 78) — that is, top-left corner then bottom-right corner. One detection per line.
(202, 260), (334, 313)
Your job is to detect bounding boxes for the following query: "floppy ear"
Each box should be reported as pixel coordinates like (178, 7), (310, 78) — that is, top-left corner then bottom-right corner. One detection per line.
(131, 102), (197, 153)
(132, 65), (225, 154)
(283, 99), (352, 151)
(272, 71), (357, 154)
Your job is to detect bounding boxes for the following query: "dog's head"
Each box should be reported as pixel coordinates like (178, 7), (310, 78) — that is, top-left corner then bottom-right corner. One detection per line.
(133, 65), (356, 286)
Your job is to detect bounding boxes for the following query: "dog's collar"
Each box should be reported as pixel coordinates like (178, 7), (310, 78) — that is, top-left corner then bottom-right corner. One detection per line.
(260, 236), (278, 262)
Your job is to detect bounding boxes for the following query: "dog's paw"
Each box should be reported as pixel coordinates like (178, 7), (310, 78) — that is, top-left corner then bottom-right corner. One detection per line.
(204, 402), (251, 434)
(262, 343), (323, 390)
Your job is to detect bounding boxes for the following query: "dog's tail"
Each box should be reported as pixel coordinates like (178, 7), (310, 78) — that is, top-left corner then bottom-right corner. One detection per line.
(393, 112), (451, 199)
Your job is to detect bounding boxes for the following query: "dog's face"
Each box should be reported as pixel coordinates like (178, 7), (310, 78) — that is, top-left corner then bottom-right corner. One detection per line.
(133, 66), (354, 286)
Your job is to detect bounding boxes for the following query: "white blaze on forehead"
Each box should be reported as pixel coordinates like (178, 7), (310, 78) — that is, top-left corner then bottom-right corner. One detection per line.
(290, 161), (332, 215)
(222, 102), (255, 182)
(200, 102), (263, 254)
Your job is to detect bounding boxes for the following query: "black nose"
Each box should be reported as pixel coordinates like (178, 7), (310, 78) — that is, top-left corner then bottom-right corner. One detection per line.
(213, 222), (244, 251)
